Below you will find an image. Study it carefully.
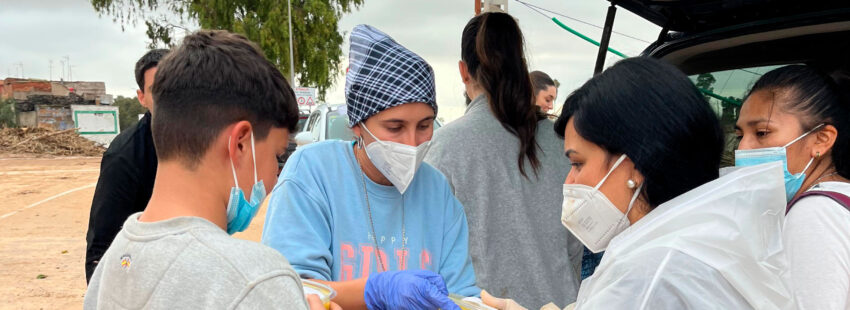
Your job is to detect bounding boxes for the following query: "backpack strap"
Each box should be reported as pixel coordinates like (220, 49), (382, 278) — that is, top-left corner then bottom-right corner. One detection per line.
(787, 190), (850, 214)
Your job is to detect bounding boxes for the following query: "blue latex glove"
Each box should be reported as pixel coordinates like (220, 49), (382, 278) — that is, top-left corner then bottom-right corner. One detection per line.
(364, 270), (460, 310)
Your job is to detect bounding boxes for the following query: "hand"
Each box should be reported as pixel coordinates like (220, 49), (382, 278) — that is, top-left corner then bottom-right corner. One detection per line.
(480, 290), (528, 310)
(364, 270), (460, 310)
(306, 294), (342, 310)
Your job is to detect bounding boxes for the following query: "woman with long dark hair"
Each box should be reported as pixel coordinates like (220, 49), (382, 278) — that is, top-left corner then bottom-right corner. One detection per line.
(482, 57), (791, 309)
(530, 70), (557, 113)
(735, 65), (850, 309)
(425, 12), (583, 309)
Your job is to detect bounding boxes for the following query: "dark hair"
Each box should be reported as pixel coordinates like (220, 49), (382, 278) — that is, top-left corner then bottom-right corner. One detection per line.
(747, 65), (850, 179)
(134, 49), (169, 91)
(555, 57), (724, 209)
(462, 12), (546, 178)
(151, 30), (298, 169)
(530, 71), (556, 94)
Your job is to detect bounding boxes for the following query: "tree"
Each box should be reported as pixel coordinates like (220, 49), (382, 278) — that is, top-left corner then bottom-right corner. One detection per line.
(91, 0), (364, 100)
(695, 73), (717, 102)
(0, 98), (16, 128)
(114, 96), (147, 130)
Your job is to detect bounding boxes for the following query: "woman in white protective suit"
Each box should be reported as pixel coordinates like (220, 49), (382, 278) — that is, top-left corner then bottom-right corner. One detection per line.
(481, 57), (793, 310)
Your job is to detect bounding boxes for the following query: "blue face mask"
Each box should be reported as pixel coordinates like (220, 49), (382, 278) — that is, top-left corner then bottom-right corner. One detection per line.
(735, 124), (823, 201)
(225, 132), (267, 235)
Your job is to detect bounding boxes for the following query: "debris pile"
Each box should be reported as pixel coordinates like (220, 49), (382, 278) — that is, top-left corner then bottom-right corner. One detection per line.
(0, 127), (105, 156)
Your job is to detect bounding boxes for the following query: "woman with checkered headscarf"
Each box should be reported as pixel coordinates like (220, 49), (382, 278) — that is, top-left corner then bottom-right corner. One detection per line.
(262, 25), (479, 310)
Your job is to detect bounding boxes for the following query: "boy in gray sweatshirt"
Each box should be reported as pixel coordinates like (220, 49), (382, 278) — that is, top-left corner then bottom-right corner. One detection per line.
(84, 30), (324, 309)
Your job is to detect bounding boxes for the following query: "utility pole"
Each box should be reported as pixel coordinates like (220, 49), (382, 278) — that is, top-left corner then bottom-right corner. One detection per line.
(70, 65), (76, 81)
(15, 62), (24, 78)
(287, 0), (296, 86)
(60, 60), (66, 81)
(63, 55), (70, 81)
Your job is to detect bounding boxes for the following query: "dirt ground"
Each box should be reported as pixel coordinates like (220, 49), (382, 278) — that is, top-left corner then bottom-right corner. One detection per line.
(0, 155), (267, 310)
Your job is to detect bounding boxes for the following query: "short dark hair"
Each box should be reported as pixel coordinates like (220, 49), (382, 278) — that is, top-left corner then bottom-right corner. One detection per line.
(555, 57), (724, 210)
(530, 71), (555, 94)
(748, 65), (850, 179)
(134, 49), (169, 91)
(151, 30), (298, 169)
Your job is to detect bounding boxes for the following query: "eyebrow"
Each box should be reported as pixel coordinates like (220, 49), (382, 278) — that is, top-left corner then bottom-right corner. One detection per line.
(735, 118), (772, 131)
(381, 116), (436, 124)
(748, 118), (770, 127)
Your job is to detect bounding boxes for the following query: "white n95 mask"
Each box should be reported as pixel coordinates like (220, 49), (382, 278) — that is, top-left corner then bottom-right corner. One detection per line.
(561, 154), (642, 253)
(360, 123), (431, 194)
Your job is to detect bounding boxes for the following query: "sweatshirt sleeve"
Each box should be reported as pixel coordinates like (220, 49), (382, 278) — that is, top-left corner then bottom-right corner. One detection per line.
(261, 153), (335, 281)
(232, 272), (309, 310)
(438, 186), (481, 297)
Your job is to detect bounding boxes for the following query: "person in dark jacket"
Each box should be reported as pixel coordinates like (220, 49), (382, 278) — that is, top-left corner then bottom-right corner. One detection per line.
(85, 49), (168, 282)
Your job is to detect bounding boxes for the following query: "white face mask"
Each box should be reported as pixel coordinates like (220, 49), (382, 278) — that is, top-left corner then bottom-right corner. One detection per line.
(359, 123), (431, 194)
(561, 154), (642, 253)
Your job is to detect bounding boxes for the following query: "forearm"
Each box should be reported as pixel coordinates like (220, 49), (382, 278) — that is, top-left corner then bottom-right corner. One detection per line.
(312, 278), (368, 310)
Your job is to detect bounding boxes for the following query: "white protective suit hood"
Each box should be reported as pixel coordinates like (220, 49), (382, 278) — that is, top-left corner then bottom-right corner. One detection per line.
(575, 162), (792, 310)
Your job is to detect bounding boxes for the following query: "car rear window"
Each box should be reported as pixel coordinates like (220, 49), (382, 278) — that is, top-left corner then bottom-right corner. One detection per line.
(689, 65), (787, 166)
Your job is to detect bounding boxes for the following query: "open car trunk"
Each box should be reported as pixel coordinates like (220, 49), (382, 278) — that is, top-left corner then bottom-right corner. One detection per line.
(600, 0), (850, 74)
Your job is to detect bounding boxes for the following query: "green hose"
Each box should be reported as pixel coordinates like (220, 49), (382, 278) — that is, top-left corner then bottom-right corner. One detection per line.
(550, 17), (742, 107)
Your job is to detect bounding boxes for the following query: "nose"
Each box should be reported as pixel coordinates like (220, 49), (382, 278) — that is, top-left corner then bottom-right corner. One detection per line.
(414, 126), (434, 147)
(737, 135), (754, 151)
(564, 170), (576, 184)
(402, 128), (418, 147)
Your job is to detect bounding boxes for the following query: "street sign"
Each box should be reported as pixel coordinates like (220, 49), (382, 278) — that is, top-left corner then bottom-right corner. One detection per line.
(294, 87), (317, 107)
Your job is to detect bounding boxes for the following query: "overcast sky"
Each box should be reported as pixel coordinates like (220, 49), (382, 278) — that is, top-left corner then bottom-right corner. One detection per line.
(0, 0), (661, 121)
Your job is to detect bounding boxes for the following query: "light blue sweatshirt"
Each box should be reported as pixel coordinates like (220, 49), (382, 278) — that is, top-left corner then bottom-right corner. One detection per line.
(262, 140), (480, 297)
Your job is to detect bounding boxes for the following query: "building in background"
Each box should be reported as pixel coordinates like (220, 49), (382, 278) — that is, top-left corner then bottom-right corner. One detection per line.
(0, 78), (120, 146)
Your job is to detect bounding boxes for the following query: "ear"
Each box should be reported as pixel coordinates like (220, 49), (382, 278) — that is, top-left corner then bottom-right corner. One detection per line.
(226, 121), (254, 167)
(136, 89), (147, 109)
(458, 60), (470, 84)
(351, 123), (362, 138)
(811, 124), (838, 158)
(625, 157), (645, 187)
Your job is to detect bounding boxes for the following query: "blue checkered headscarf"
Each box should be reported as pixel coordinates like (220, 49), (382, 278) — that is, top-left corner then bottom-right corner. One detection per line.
(345, 24), (437, 125)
